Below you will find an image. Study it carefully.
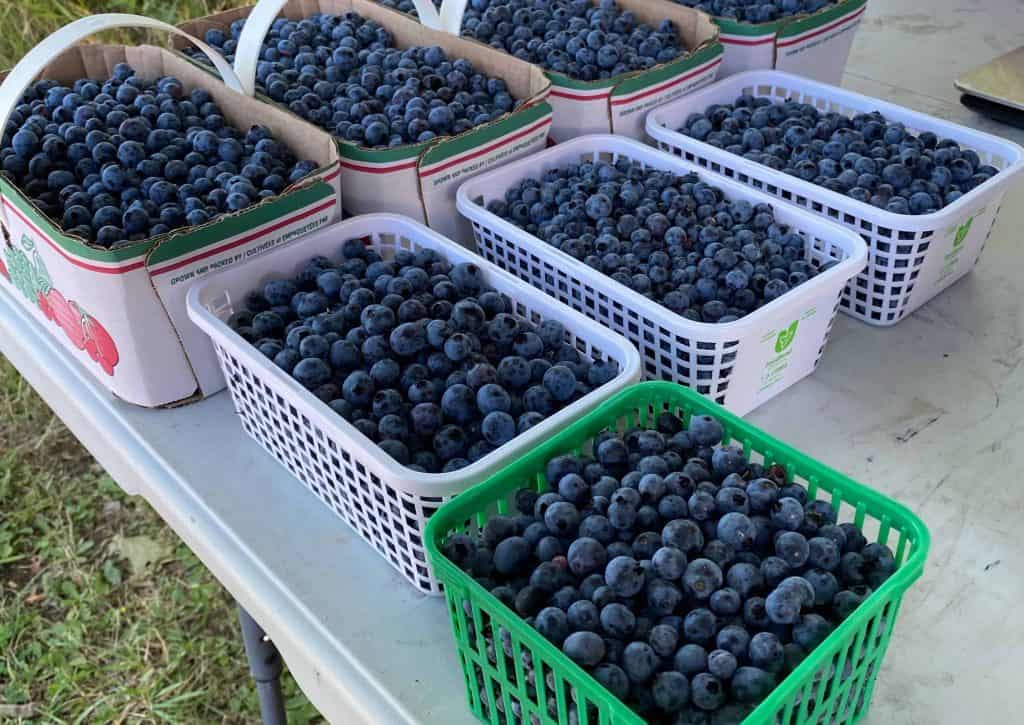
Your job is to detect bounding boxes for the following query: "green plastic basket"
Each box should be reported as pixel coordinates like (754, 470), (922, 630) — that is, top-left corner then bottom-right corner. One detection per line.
(425, 382), (930, 725)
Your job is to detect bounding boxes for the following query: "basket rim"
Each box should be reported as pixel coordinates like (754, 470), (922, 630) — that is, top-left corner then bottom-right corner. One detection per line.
(645, 69), (1024, 228)
(425, 380), (931, 724)
(186, 212), (642, 493)
(456, 134), (868, 337)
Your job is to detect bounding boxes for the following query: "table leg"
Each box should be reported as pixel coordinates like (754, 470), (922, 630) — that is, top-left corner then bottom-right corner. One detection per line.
(238, 605), (287, 725)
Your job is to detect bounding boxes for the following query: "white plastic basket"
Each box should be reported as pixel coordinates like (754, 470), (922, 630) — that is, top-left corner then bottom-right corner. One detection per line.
(186, 214), (641, 594)
(456, 134), (867, 417)
(646, 70), (1024, 326)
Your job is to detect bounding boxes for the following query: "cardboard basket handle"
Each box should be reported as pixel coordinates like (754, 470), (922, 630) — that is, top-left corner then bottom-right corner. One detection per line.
(0, 14), (245, 138)
(234, 0), (467, 91)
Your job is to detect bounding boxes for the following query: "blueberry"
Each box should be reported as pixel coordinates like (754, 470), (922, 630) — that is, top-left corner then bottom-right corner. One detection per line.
(747, 631), (784, 671)
(760, 556), (791, 588)
(600, 602), (636, 640)
(399, 400), (440, 435)
(567, 599), (600, 632)
(807, 536), (841, 571)
(535, 606), (570, 646)
(561, 537), (604, 578)
(683, 558), (723, 600)
(663, 518), (704, 554)
(833, 585), (872, 618)
(442, 384), (476, 424)
(562, 631), (605, 667)
(650, 670), (690, 712)
(765, 583), (804, 625)
(717, 512), (756, 550)
(708, 649), (738, 681)
(622, 641), (660, 684)
(652, 546), (687, 580)
(775, 531), (810, 567)
(605, 555), (645, 598)
(690, 673), (725, 711)
(292, 357), (331, 389)
(731, 667), (776, 704)
(593, 663), (631, 701)
(648, 623), (680, 659)
(770, 497), (804, 531)
(476, 383), (511, 415)
(688, 415), (724, 447)
(342, 370), (375, 408)
(433, 425), (468, 461)
(497, 355), (531, 389)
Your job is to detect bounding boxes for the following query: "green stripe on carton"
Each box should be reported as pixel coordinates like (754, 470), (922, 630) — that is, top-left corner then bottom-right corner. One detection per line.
(611, 44), (723, 98)
(337, 138), (428, 163)
(545, 70), (621, 92)
(714, 16), (783, 36)
(419, 102), (552, 167)
(1, 180), (153, 263)
(778, 0), (867, 38)
(146, 181), (332, 266)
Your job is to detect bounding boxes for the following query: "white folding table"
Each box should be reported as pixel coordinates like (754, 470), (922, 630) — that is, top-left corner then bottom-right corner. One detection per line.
(4, 1), (1024, 722)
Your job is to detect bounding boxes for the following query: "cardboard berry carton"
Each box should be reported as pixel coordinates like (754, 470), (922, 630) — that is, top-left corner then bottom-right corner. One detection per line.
(177, 0), (554, 245)
(529, 0), (723, 144)
(711, 0), (867, 83)
(394, 0), (723, 145)
(0, 16), (342, 407)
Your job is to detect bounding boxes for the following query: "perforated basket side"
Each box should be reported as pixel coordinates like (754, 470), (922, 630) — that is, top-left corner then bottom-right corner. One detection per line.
(457, 135), (866, 415)
(646, 71), (1024, 325)
(426, 382), (930, 725)
(187, 214), (641, 594)
(215, 338), (449, 591)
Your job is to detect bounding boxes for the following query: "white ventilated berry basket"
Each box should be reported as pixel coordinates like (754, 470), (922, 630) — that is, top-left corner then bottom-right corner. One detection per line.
(456, 134), (867, 417)
(186, 214), (641, 594)
(646, 70), (1024, 326)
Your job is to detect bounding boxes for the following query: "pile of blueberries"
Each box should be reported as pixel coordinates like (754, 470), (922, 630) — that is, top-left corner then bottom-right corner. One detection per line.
(489, 158), (826, 324)
(229, 239), (620, 472)
(442, 411), (894, 722)
(377, 0), (687, 82)
(196, 12), (521, 148)
(0, 64), (319, 250)
(678, 95), (1000, 215)
(672, 0), (836, 23)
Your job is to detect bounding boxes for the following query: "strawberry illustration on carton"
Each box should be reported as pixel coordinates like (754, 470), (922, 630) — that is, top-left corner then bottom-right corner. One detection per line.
(0, 16), (343, 407)
(3, 234), (118, 375)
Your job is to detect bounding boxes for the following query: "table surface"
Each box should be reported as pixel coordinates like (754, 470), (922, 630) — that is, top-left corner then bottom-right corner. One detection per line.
(4, 2), (1024, 723)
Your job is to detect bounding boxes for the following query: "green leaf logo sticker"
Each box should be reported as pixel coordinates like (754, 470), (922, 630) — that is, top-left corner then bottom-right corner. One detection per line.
(954, 218), (973, 248)
(775, 320), (799, 354)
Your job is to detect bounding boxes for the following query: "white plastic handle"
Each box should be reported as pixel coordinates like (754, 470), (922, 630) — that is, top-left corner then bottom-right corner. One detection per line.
(409, 0), (468, 34)
(437, 0), (468, 35)
(233, 0), (468, 89)
(0, 14), (246, 139)
(411, 0), (444, 31)
(234, 0), (292, 98)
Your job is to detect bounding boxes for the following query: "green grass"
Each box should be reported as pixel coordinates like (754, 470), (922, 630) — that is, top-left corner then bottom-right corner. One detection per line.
(0, 355), (322, 723)
(0, 3), (321, 722)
